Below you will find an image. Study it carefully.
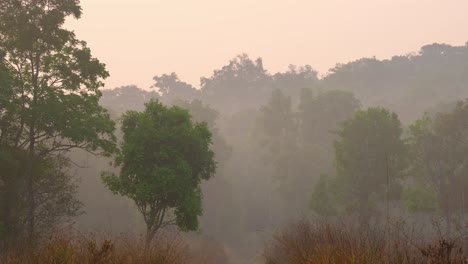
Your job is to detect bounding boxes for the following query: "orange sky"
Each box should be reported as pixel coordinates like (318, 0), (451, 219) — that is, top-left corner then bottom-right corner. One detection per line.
(65, 0), (468, 89)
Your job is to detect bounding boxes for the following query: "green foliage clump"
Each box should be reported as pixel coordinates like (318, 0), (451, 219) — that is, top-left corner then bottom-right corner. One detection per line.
(102, 99), (216, 247)
(309, 175), (337, 216)
(310, 107), (406, 227)
(402, 187), (437, 213)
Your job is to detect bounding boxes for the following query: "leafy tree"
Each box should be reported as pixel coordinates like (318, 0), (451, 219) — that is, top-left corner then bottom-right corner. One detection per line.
(331, 107), (406, 228)
(0, 0), (116, 239)
(298, 89), (361, 145)
(298, 89), (361, 181)
(402, 187), (437, 214)
(272, 65), (318, 101)
(172, 99), (238, 242)
(0, 148), (81, 245)
(101, 85), (160, 113)
(407, 101), (468, 234)
(172, 99), (231, 167)
(201, 54), (272, 113)
(257, 89), (361, 218)
(257, 89), (297, 156)
(256, 89), (306, 225)
(102, 99), (216, 248)
(154, 73), (199, 103)
(321, 43), (468, 122)
(257, 90), (298, 187)
(309, 175), (337, 216)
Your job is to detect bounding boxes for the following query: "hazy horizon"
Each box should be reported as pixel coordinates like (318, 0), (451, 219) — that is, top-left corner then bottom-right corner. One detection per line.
(66, 0), (468, 89)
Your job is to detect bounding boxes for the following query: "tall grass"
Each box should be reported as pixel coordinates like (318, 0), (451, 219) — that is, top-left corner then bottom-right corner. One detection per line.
(0, 232), (190, 264)
(263, 219), (468, 264)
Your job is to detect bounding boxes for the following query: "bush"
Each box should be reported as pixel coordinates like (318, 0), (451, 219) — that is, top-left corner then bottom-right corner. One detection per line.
(263, 219), (468, 264)
(0, 232), (189, 264)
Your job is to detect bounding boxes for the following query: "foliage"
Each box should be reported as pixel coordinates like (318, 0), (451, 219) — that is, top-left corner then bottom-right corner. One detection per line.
(102, 99), (216, 246)
(101, 85), (160, 113)
(256, 89), (361, 217)
(309, 175), (337, 216)
(200, 54), (272, 113)
(263, 219), (468, 264)
(322, 43), (468, 122)
(256, 89), (300, 214)
(298, 89), (361, 202)
(154, 73), (199, 103)
(0, 148), (81, 244)
(0, 0), (116, 239)
(0, 232), (191, 264)
(172, 99), (231, 166)
(402, 187), (437, 213)
(407, 100), (468, 230)
(329, 107), (406, 227)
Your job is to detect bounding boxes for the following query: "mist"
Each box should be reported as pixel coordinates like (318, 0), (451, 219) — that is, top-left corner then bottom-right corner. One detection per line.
(1, 1), (468, 264)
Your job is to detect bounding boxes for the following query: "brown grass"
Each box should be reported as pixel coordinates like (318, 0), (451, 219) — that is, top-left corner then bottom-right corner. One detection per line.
(0, 232), (190, 264)
(263, 220), (468, 264)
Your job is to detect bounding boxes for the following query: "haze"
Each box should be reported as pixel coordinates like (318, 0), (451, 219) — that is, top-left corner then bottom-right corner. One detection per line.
(4, 0), (468, 263)
(66, 0), (468, 89)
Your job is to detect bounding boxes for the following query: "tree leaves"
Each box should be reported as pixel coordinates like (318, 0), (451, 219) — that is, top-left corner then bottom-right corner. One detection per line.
(102, 99), (216, 242)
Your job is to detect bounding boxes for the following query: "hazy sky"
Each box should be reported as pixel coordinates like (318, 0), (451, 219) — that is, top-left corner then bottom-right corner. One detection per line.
(66, 0), (468, 89)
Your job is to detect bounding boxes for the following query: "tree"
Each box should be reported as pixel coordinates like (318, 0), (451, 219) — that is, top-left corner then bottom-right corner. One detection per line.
(256, 89), (361, 219)
(153, 73), (199, 103)
(171, 100), (231, 178)
(172, 99), (239, 243)
(0, 148), (81, 245)
(298, 89), (361, 146)
(272, 65), (318, 101)
(321, 43), (468, 122)
(0, 0), (116, 239)
(309, 174), (337, 216)
(331, 107), (406, 228)
(298, 89), (361, 191)
(101, 85), (160, 113)
(257, 90), (297, 188)
(407, 101), (468, 234)
(102, 99), (216, 249)
(200, 54), (272, 113)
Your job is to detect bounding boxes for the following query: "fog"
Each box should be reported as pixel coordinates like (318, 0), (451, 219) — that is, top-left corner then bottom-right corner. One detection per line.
(2, 1), (468, 263)
(77, 43), (468, 262)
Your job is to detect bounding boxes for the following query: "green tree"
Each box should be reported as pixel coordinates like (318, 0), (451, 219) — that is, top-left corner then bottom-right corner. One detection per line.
(172, 99), (241, 247)
(154, 73), (199, 103)
(332, 107), (406, 228)
(256, 89), (299, 220)
(0, 148), (82, 245)
(102, 99), (216, 249)
(402, 187), (437, 213)
(407, 101), (468, 234)
(200, 54), (272, 113)
(309, 174), (337, 216)
(0, 0), (116, 239)
(299, 89), (360, 210)
(172, 99), (231, 166)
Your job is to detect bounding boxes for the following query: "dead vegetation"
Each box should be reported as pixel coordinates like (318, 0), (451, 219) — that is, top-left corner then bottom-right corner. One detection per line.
(264, 220), (468, 264)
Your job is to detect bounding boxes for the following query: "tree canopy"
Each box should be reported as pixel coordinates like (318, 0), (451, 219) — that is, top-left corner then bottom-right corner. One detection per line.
(0, 0), (116, 240)
(314, 107), (406, 227)
(102, 99), (216, 247)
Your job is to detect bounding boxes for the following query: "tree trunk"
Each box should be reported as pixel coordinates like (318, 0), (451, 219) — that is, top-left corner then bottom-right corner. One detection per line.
(144, 226), (157, 254)
(445, 209), (452, 238)
(358, 195), (370, 232)
(26, 123), (36, 241)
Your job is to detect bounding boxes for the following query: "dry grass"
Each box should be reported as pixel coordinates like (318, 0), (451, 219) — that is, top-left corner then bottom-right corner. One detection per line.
(263, 220), (468, 264)
(4, 220), (468, 264)
(0, 232), (190, 264)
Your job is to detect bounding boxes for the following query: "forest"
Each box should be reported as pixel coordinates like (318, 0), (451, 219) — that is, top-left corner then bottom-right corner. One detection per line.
(1, 1), (468, 264)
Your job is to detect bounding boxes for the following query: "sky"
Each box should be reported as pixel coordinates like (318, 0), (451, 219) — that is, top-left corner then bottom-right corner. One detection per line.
(65, 0), (468, 89)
